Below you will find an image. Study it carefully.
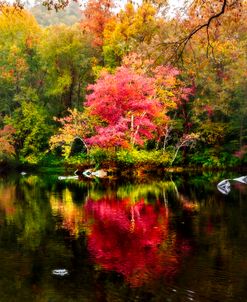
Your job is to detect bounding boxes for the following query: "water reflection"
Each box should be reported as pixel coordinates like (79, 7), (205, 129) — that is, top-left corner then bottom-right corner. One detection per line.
(86, 196), (193, 287)
(0, 172), (247, 301)
(48, 179), (195, 287)
(0, 175), (52, 250)
(0, 176), (198, 282)
(0, 182), (16, 220)
(50, 188), (88, 237)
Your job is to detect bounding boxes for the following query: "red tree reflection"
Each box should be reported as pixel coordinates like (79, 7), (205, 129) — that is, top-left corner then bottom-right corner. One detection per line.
(85, 197), (191, 287)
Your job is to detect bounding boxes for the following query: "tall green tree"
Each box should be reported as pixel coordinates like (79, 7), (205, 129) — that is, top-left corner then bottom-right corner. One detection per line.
(5, 88), (53, 163)
(38, 24), (95, 116)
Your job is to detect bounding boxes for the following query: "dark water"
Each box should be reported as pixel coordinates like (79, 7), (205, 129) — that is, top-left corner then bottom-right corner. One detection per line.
(0, 171), (247, 302)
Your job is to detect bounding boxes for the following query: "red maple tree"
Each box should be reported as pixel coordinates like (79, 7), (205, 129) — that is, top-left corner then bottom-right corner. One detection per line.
(85, 67), (161, 148)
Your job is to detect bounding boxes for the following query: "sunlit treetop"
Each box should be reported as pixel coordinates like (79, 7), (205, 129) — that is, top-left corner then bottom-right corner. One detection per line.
(0, 0), (243, 56)
(80, 0), (114, 47)
(0, 6), (40, 35)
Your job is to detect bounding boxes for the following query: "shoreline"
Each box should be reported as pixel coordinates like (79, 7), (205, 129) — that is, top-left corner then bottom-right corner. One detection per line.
(1, 159), (246, 178)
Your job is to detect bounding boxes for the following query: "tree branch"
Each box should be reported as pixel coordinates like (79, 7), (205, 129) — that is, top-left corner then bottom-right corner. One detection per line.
(177, 0), (227, 60)
(158, 0), (239, 63)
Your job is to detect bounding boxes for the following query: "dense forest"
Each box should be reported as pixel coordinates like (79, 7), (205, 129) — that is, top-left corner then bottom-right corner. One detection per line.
(0, 0), (246, 170)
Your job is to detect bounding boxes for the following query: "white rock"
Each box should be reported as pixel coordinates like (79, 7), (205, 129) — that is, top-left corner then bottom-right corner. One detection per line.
(233, 176), (247, 184)
(52, 269), (69, 276)
(217, 179), (231, 195)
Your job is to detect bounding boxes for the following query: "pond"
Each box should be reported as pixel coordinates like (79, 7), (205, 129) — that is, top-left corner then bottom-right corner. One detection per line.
(0, 171), (247, 301)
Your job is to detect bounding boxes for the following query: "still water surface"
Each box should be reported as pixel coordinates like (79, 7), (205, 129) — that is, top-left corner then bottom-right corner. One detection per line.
(0, 171), (247, 301)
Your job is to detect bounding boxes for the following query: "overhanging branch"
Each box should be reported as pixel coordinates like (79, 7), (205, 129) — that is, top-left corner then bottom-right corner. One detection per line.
(159, 0), (241, 62)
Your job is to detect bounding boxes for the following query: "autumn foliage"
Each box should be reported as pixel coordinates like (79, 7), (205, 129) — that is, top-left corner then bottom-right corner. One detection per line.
(50, 64), (195, 153)
(85, 67), (160, 148)
(81, 0), (114, 47)
(0, 125), (15, 157)
(1, 0), (247, 167)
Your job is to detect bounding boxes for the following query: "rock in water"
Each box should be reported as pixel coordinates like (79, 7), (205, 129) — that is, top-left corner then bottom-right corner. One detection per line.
(233, 176), (247, 184)
(217, 179), (231, 195)
(92, 169), (107, 178)
(52, 269), (69, 276)
(58, 175), (78, 180)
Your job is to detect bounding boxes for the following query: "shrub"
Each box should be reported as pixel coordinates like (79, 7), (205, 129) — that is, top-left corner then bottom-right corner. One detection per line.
(189, 149), (241, 168)
(88, 147), (115, 168)
(116, 149), (171, 166)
